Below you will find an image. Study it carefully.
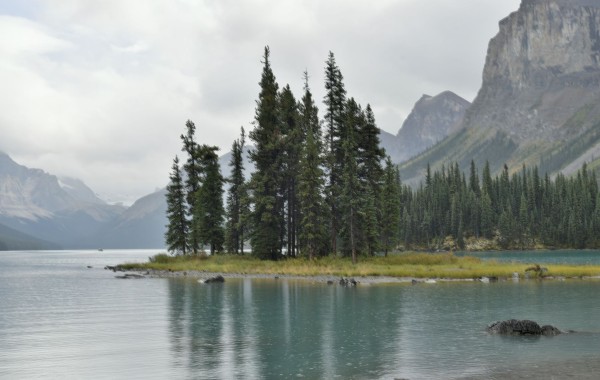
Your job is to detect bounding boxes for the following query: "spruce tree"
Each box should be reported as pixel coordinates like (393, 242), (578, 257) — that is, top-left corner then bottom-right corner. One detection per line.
(339, 99), (361, 263)
(194, 146), (225, 254)
(297, 74), (326, 259)
(225, 127), (246, 254)
(381, 157), (401, 256)
(279, 84), (301, 257)
(181, 120), (202, 254)
(249, 46), (283, 260)
(323, 51), (347, 255)
(165, 156), (189, 255)
(357, 104), (385, 255)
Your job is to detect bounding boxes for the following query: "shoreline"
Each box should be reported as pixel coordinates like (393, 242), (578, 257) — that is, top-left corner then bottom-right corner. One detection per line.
(111, 267), (600, 284)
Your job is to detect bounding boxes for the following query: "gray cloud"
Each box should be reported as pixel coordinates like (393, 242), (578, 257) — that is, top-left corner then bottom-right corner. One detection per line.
(0, 0), (521, 204)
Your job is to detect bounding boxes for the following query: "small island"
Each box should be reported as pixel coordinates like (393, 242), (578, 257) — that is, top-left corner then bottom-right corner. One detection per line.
(117, 252), (600, 282)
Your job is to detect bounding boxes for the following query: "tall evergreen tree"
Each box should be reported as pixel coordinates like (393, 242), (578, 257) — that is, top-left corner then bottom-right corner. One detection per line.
(279, 84), (301, 257)
(165, 156), (189, 255)
(181, 120), (202, 254)
(194, 146), (225, 254)
(225, 127), (246, 254)
(357, 104), (385, 255)
(249, 46), (283, 260)
(380, 157), (401, 256)
(340, 119), (364, 264)
(297, 74), (326, 259)
(323, 51), (347, 255)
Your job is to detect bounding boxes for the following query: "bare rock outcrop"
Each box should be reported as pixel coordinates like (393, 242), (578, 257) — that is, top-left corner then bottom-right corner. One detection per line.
(487, 319), (563, 336)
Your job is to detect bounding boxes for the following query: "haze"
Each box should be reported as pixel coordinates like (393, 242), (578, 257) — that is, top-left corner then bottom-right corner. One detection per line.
(0, 0), (520, 204)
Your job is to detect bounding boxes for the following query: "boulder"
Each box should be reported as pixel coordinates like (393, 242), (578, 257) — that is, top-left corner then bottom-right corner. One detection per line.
(200, 275), (225, 284)
(487, 319), (562, 336)
(339, 277), (358, 287)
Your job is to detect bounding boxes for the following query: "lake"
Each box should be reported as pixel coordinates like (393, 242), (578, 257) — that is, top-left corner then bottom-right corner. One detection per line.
(457, 249), (600, 265)
(1, 250), (600, 379)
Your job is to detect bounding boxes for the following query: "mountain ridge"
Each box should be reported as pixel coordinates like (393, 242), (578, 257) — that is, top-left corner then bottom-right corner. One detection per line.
(400, 0), (600, 184)
(380, 91), (470, 164)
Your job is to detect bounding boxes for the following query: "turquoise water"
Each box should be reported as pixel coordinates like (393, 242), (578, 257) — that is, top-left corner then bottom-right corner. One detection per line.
(457, 249), (600, 265)
(1, 250), (600, 379)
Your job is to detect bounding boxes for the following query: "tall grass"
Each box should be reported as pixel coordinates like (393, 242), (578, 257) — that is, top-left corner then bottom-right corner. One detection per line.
(120, 252), (600, 279)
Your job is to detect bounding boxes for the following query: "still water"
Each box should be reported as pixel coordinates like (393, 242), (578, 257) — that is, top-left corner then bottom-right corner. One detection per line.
(457, 249), (600, 265)
(1, 250), (600, 379)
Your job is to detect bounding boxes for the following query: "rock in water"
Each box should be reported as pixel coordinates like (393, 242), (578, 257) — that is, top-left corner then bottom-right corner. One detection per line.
(339, 277), (358, 287)
(487, 319), (562, 336)
(200, 275), (225, 284)
(115, 273), (145, 279)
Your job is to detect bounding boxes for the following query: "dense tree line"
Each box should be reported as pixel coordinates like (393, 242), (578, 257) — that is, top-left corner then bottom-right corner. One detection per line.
(166, 46), (599, 258)
(400, 161), (600, 250)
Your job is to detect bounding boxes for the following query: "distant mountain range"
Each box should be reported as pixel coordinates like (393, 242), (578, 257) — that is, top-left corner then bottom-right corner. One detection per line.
(0, 152), (160, 250)
(3, 0), (598, 250)
(0, 149), (247, 250)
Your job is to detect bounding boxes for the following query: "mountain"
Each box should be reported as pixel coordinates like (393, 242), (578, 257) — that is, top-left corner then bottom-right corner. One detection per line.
(58, 176), (106, 205)
(218, 145), (253, 180)
(380, 91), (470, 164)
(0, 152), (124, 248)
(93, 189), (167, 249)
(399, 0), (600, 184)
(0, 221), (60, 250)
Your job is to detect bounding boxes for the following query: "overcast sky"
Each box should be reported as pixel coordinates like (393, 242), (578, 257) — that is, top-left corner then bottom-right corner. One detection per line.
(0, 0), (521, 205)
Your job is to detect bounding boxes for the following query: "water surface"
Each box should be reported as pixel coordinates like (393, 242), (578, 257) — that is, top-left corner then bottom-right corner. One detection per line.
(457, 249), (600, 265)
(1, 250), (600, 379)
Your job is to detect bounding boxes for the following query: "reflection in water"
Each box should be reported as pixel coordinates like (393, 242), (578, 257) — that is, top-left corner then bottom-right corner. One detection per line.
(4, 251), (600, 379)
(166, 279), (402, 379)
(166, 278), (600, 379)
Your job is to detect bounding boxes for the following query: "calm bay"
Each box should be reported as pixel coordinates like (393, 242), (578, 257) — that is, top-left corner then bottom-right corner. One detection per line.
(2, 249), (600, 379)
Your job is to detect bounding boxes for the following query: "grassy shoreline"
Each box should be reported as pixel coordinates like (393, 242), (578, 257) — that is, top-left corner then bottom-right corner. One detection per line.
(118, 252), (600, 280)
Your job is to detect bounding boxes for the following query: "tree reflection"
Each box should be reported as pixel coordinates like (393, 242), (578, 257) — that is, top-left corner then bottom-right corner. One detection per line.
(166, 278), (403, 379)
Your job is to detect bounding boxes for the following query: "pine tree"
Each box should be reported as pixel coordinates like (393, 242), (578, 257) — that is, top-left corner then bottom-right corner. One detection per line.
(297, 74), (326, 259)
(165, 156), (189, 255)
(380, 158), (401, 256)
(340, 99), (362, 263)
(469, 160), (480, 196)
(249, 46), (283, 260)
(194, 146), (225, 254)
(279, 84), (301, 257)
(225, 127), (246, 254)
(323, 51), (347, 255)
(357, 104), (385, 255)
(181, 120), (202, 254)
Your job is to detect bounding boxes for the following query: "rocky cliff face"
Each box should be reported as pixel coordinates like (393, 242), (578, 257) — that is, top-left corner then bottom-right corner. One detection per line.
(400, 0), (600, 184)
(381, 91), (470, 163)
(465, 0), (600, 140)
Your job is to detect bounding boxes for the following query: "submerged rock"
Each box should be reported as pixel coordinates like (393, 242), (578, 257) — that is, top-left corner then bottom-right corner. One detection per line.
(487, 319), (563, 336)
(115, 273), (145, 279)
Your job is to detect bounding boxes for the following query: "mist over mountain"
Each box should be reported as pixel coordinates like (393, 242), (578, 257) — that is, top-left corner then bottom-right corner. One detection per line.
(92, 188), (167, 249)
(0, 147), (248, 250)
(400, 0), (600, 184)
(0, 152), (125, 249)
